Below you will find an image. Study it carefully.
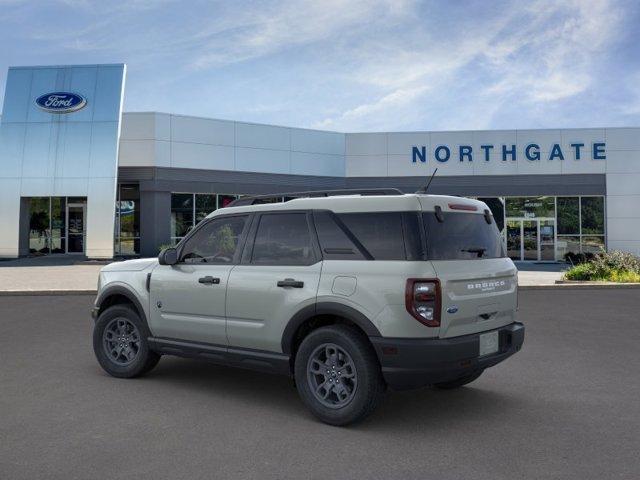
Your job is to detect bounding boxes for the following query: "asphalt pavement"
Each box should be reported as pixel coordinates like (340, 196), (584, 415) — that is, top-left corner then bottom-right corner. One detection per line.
(1, 290), (639, 479)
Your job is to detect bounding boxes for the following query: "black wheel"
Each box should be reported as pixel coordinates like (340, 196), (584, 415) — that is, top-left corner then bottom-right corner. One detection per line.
(294, 325), (385, 426)
(93, 304), (160, 378)
(433, 370), (483, 390)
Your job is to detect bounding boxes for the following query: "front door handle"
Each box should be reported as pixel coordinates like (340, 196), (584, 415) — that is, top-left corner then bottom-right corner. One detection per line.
(198, 276), (220, 285)
(277, 278), (304, 288)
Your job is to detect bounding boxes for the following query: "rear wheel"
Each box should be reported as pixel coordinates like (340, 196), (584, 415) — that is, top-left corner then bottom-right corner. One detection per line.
(294, 325), (385, 426)
(433, 370), (483, 389)
(93, 304), (160, 378)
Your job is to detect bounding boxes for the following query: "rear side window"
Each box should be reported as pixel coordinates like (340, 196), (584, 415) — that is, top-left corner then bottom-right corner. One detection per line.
(423, 211), (505, 260)
(251, 213), (315, 265)
(337, 212), (406, 260)
(313, 211), (366, 260)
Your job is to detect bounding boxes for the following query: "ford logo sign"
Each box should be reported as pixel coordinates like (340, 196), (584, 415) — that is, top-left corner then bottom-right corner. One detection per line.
(35, 92), (87, 114)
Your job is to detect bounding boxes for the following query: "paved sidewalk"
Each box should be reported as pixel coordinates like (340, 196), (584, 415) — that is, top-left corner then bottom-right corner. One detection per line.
(514, 262), (567, 286)
(0, 257), (103, 294)
(0, 257), (568, 293)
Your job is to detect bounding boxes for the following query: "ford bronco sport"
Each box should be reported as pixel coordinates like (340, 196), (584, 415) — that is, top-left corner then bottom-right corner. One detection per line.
(92, 190), (524, 426)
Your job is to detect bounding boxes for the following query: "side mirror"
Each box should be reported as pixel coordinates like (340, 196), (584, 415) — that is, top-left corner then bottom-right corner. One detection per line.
(158, 247), (178, 266)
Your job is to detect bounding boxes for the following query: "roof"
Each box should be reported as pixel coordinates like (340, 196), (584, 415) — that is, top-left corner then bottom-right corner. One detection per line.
(207, 194), (488, 217)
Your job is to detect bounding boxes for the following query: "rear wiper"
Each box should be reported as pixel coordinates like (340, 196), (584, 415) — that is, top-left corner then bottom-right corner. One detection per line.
(461, 247), (486, 258)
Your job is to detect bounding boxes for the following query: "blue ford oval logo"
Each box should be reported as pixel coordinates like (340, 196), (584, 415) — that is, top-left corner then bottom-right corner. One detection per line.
(35, 92), (87, 114)
(446, 306), (459, 314)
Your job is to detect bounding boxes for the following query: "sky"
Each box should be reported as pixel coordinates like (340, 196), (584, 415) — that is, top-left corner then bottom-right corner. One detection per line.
(0, 0), (639, 132)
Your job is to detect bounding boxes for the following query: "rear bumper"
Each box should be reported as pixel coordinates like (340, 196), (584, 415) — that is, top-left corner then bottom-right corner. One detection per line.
(370, 322), (524, 390)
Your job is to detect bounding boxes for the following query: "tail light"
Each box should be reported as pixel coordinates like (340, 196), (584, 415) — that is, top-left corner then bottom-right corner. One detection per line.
(405, 279), (441, 327)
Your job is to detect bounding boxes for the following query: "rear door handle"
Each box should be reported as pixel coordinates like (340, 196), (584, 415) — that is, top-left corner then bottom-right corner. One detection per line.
(198, 276), (220, 285)
(277, 278), (304, 288)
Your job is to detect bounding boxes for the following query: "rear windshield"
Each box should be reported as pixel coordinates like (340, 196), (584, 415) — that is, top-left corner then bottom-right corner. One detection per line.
(423, 211), (505, 260)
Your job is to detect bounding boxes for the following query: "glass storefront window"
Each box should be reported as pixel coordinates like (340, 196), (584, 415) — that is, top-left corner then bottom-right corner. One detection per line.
(50, 197), (66, 254)
(506, 196), (555, 219)
(557, 197), (579, 235)
(171, 193), (194, 242)
(115, 184), (140, 256)
(504, 195), (605, 261)
(119, 239), (137, 255)
(557, 235), (581, 260)
(170, 193), (241, 244)
(195, 194), (217, 224)
(28, 196), (86, 255)
(29, 197), (50, 254)
(581, 197), (605, 234)
(582, 236), (605, 254)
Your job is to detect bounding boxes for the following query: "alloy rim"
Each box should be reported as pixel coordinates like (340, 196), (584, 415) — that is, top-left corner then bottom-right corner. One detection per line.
(103, 317), (141, 366)
(307, 343), (357, 409)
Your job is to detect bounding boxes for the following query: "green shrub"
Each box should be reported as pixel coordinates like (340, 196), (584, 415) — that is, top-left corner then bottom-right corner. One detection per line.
(563, 250), (640, 282)
(564, 263), (595, 281)
(608, 270), (640, 283)
(591, 250), (640, 274)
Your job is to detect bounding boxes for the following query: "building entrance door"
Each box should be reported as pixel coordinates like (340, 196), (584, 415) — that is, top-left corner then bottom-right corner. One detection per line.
(506, 218), (555, 261)
(66, 203), (86, 254)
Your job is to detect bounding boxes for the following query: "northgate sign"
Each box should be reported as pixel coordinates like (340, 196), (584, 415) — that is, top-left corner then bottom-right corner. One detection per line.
(412, 142), (606, 163)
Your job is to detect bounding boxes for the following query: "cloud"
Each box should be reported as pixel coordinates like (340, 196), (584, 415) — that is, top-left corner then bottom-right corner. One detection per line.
(314, 85), (428, 130)
(0, 0), (634, 131)
(315, 0), (625, 130)
(484, 0), (621, 102)
(189, 0), (415, 69)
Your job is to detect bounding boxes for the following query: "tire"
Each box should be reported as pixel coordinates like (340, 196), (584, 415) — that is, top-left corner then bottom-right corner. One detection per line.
(294, 325), (385, 426)
(433, 370), (483, 390)
(93, 304), (160, 378)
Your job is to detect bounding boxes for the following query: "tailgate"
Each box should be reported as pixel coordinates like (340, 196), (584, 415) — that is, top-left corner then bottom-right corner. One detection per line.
(431, 258), (517, 338)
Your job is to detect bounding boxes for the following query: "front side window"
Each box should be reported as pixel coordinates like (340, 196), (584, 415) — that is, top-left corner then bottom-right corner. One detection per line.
(251, 213), (314, 265)
(180, 215), (248, 264)
(424, 211), (505, 260)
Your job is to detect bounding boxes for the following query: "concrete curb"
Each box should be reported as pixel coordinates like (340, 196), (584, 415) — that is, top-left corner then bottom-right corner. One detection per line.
(0, 290), (97, 296)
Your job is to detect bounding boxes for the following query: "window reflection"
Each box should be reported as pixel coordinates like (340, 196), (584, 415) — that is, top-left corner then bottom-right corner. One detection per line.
(115, 184), (140, 255)
(170, 193), (241, 245)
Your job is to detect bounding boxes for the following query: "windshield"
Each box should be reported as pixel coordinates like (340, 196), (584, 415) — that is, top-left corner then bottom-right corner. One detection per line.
(423, 211), (505, 260)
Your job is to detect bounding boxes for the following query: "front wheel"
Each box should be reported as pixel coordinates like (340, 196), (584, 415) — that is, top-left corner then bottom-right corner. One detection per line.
(294, 325), (385, 426)
(93, 304), (160, 378)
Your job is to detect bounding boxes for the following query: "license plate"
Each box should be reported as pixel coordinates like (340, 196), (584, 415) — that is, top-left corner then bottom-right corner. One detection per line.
(479, 331), (499, 357)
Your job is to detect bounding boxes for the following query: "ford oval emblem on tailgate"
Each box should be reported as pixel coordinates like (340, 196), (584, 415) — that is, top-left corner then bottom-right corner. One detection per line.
(447, 306), (459, 314)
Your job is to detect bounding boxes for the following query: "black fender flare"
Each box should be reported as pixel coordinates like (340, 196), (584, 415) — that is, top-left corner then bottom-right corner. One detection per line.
(95, 285), (148, 327)
(281, 302), (381, 354)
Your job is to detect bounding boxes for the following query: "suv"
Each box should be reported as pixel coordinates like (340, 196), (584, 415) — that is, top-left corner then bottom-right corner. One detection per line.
(92, 190), (524, 425)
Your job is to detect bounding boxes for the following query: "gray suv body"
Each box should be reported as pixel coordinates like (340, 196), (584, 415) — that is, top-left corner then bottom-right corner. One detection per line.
(92, 191), (524, 425)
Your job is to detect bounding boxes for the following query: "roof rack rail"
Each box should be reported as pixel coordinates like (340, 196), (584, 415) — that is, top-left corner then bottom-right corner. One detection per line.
(226, 188), (404, 207)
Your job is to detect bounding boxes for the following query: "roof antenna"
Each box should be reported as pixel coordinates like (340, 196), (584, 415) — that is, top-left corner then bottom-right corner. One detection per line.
(416, 168), (438, 194)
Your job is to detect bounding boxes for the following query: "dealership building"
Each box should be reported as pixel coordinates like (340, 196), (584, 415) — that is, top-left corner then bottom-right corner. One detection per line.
(1, 63), (639, 261)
